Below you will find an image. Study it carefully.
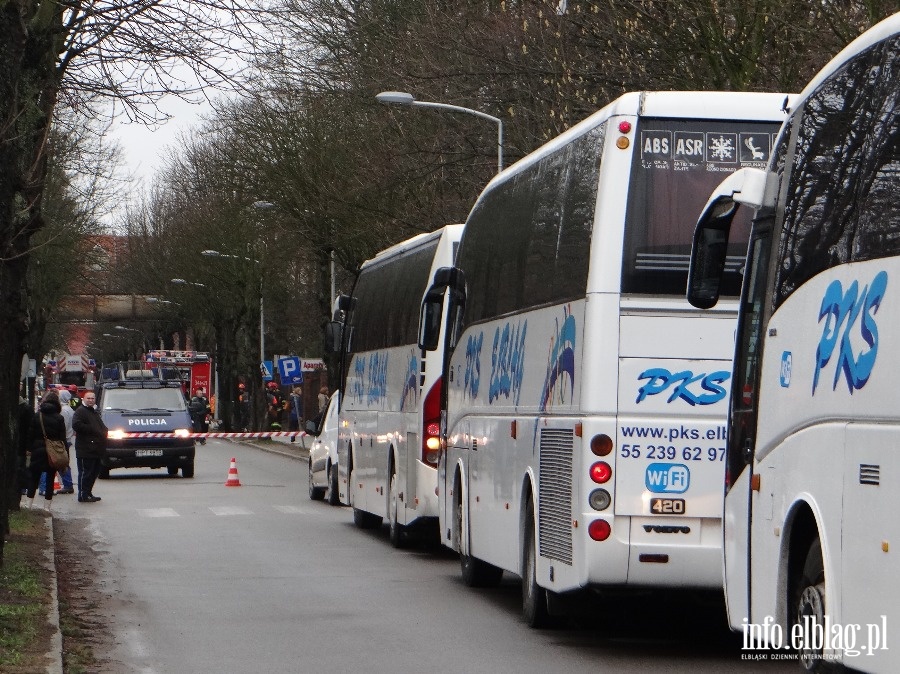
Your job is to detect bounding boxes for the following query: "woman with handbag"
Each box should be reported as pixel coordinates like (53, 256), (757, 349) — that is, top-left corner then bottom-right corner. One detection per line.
(22, 389), (67, 512)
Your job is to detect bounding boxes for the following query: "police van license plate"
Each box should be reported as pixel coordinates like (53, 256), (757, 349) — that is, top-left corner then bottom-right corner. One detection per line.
(135, 449), (164, 457)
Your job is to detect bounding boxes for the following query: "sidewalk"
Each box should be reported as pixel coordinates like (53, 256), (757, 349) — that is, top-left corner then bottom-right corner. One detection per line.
(235, 433), (311, 461)
(43, 435), (308, 671)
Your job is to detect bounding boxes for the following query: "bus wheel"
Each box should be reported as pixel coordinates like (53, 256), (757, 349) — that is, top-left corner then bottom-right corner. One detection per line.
(457, 487), (502, 587)
(326, 464), (340, 506)
(388, 471), (406, 548)
(522, 507), (551, 628)
(794, 538), (828, 671)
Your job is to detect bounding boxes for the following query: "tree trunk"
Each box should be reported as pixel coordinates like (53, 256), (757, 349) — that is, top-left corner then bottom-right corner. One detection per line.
(0, 3), (62, 562)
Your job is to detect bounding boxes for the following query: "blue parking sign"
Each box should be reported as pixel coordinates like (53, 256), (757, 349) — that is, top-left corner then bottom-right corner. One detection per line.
(277, 356), (303, 385)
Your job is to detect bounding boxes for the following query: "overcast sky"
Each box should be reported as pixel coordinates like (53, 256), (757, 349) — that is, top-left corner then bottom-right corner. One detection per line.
(113, 95), (209, 185)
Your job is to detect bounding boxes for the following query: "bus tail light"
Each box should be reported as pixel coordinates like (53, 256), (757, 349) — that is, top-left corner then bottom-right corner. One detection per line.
(590, 434), (613, 456)
(588, 519), (611, 541)
(590, 461), (612, 484)
(422, 377), (442, 467)
(589, 488), (611, 511)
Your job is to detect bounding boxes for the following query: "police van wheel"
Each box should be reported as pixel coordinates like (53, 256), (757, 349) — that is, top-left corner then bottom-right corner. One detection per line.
(98, 466), (111, 480)
(167, 466), (179, 476)
(182, 461), (195, 479)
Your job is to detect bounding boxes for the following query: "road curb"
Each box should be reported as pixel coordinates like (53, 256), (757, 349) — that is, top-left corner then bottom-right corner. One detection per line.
(230, 438), (310, 462)
(46, 516), (63, 674)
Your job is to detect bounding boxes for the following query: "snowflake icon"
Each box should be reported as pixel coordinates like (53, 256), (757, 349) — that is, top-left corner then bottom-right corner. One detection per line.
(709, 135), (735, 161)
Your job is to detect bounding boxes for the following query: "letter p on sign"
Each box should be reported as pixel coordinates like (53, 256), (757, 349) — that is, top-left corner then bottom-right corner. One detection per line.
(277, 356), (303, 385)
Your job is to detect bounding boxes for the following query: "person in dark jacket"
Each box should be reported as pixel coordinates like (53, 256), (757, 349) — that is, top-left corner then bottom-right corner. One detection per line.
(72, 390), (107, 503)
(189, 388), (211, 445)
(22, 390), (67, 512)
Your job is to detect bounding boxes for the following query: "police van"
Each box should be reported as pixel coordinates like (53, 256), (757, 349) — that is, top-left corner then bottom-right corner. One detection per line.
(97, 362), (196, 478)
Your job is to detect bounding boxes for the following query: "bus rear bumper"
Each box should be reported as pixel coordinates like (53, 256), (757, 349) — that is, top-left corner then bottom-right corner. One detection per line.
(623, 516), (723, 588)
(569, 516), (722, 591)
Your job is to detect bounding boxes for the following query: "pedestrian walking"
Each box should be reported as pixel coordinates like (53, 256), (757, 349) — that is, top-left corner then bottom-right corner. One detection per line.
(266, 381), (283, 430)
(38, 389), (75, 495)
(189, 388), (211, 444)
(21, 390), (67, 512)
(236, 381), (250, 431)
(289, 385), (303, 442)
(72, 390), (107, 503)
(311, 384), (330, 427)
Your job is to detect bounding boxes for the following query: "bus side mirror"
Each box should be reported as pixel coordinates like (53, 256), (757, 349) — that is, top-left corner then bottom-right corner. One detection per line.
(419, 290), (444, 351)
(336, 294), (354, 314)
(687, 196), (738, 309)
(687, 168), (769, 309)
(418, 267), (466, 351)
(324, 321), (343, 352)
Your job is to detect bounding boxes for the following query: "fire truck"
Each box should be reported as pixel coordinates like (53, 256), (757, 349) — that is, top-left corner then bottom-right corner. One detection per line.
(143, 350), (213, 402)
(44, 353), (97, 398)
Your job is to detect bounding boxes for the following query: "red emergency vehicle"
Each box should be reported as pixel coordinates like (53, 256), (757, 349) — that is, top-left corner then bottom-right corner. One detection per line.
(44, 353), (97, 398)
(143, 350), (213, 402)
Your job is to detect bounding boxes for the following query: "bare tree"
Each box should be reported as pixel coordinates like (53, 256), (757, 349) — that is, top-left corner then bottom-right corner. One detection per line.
(0, 0), (271, 561)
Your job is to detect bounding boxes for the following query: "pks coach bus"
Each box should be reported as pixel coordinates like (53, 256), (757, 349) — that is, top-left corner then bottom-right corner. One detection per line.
(688, 14), (900, 673)
(336, 225), (463, 546)
(420, 91), (790, 626)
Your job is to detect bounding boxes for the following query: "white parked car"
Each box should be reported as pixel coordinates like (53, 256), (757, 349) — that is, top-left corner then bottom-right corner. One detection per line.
(307, 391), (340, 505)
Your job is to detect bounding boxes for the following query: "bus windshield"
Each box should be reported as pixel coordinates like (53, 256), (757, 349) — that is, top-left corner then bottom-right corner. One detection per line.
(622, 118), (779, 296)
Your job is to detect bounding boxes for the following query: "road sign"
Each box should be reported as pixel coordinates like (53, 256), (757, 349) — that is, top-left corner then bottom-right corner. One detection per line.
(261, 361), (273, 380)
(21, 355), (36, 379)
(277, 356), (304, 385)
(300, 358), (326, 372)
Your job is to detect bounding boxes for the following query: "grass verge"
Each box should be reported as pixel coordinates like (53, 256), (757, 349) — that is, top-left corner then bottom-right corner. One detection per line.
(0, 509), (54, 672)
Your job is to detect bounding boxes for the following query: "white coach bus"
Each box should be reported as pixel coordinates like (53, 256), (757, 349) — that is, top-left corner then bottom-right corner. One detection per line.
(335, 224), (463, 546)
(418, 91), (790, 626)
(687, 15), (900, 673)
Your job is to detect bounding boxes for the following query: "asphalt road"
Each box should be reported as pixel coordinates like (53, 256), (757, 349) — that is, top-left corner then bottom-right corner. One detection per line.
(51, 439), (796, 673)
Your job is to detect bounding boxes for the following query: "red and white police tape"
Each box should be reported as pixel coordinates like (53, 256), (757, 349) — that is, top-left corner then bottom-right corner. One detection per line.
(110, 431), (309, 439)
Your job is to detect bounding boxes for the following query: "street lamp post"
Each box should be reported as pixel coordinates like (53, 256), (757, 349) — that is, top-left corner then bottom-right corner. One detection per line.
(200, 251), (265, 372)
(376, 90), (504, 174)
(202, 249), (266, 432)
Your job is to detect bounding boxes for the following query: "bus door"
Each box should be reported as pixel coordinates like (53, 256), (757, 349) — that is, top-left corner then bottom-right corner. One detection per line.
(723, 226), (772, 625)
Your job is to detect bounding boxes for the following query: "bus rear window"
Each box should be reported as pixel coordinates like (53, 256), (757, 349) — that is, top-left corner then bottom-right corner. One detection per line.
(622, 118), (780, 296)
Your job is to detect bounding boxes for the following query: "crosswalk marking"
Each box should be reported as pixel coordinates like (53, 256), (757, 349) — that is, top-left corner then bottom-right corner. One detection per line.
(273, 505), (313, 515)
(137, 508), (179, 518)
(209, 506), (254, 516)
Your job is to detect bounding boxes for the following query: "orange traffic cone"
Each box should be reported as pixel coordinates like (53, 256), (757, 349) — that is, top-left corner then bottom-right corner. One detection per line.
(225, 458), (242, 487)
(53, 474), (62, 492)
